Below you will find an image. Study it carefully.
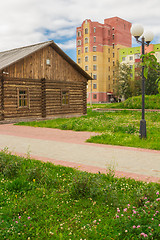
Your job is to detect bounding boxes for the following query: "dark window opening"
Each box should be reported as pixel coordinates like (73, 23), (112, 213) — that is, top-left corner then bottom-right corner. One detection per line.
(62, 91), (69, 105)
(19, 90), (28, 107)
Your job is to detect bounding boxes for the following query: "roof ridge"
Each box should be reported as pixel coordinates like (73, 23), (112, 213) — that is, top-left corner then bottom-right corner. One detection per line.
(0, 40), (53, 54)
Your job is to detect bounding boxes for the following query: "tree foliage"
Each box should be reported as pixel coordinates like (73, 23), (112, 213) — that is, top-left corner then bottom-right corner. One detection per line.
(114, 62), (133, 99)
(141, 51), (160, 95)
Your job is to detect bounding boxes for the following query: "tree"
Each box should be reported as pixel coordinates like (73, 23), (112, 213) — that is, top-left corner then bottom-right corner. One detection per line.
(114, 62), (133, 99)
(141, 51), (160, 95)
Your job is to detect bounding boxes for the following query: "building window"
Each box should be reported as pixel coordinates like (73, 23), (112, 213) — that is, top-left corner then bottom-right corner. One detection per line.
(108, 58), (110, 62)
(62, 91), (69, 105)
(78, 49), (81, 55)
(130, 65), (133, 69)
(93, 83), (97, 89)
(94, 37), (96, 43)
(18, 89), (28, 107)
(93, 74), (97, 80)
(122, 57), (125, 61)
(85, 56), (88, 62)
(85, 47), (88, 53)
(108, 48), (110, 54)
(93, 55), (97, 61)
(112, 34), (114, 40)
(108, 66), (110, 71)
(93, 65), (97, 71)
(129, 56), (133, 61)
(85, 65), (88, 71)
(46, 59), (50, 65)
(85, 28), (88, 34)
(77, 31), (81, 37)
(78, 58), (81, 64)
(94, 27), (96, 33)
(93, 46), (97, 52)
(108, 75), (110, 80)
(113, 71), (115, 76)
(113, 52), (115, 58)
(112, 44), (115, 49)
(113, 61), (115, 66)
(85, 37), (88, 43)
(93, 94), (97, 99)
(77, 40), (81, 46)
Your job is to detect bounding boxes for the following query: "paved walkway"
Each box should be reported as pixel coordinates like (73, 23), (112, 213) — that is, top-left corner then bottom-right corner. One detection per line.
(0, 124), (160, 183)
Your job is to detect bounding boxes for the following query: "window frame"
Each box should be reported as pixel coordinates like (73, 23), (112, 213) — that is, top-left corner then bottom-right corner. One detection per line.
(93, 64), (97, 71)
(77, 31), (81, 37)
(93, 55), (97, 61)
(93, 94), (97, 99)
(85, 56), (88, 62)
(93, 74), (97, 80)
(77, 40), (81, 46)
(61, 90), (69, 106)
(93, 83), (97, 89)
(85, 47), (88, 53)
(85, 65), (89, 71)
(17, 88), (29, 108)
(85, 37), (88, 44)
(85, 28), (88, 34)
(93, 46), (97, 52)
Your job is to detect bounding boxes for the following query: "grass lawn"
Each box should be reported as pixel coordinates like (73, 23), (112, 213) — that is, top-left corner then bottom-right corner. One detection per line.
(16, 109), (160, 150)
(0, 151), (160, 239)
(87, 95), (160, 110)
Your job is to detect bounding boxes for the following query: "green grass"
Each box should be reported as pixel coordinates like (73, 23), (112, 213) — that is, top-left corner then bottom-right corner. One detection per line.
(88, 94), (160, 109)
(0, 151), (160, 239)
(16, 110), (160, 150)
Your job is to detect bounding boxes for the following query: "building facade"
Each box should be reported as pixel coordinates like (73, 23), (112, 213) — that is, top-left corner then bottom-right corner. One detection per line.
(0, 41), (91, 122)
(76, 17), (132, 103)
(119, 43), (160, 79)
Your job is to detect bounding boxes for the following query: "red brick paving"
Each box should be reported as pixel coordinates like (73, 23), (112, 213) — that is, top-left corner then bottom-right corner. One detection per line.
(0, 124), (159, 183)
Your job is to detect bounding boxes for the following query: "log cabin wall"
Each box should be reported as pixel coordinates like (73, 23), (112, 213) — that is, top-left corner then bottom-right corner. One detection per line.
(2, 77), (42, 119)
(1, 45), (88, 121)
(0, 75), (3, 120)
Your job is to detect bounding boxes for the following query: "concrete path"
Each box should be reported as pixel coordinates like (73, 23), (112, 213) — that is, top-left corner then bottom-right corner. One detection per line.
(0, 124), (160, 182)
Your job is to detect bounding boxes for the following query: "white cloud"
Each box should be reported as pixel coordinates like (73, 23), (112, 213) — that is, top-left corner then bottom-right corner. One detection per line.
(0, 0), (160, 56)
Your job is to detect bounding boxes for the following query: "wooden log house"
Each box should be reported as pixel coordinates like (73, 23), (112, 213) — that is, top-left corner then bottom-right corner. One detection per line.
(0, 41), (92, 122)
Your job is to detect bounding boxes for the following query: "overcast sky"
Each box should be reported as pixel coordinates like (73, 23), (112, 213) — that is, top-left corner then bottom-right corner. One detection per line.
(0, 0), (160, 61)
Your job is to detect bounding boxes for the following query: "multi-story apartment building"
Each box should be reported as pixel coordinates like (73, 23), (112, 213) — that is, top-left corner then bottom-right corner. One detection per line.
(119, 43), (160, 79)
(76, 17), (132, 103)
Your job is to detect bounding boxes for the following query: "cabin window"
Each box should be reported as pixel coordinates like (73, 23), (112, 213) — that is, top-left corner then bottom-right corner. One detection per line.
(18, 89), (28, 108)
(46, 59), (50, 65)
(62, 91), (69, 105)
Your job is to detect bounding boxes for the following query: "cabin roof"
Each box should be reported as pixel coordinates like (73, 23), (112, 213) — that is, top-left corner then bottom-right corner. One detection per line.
(0, 40), (92, 80)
